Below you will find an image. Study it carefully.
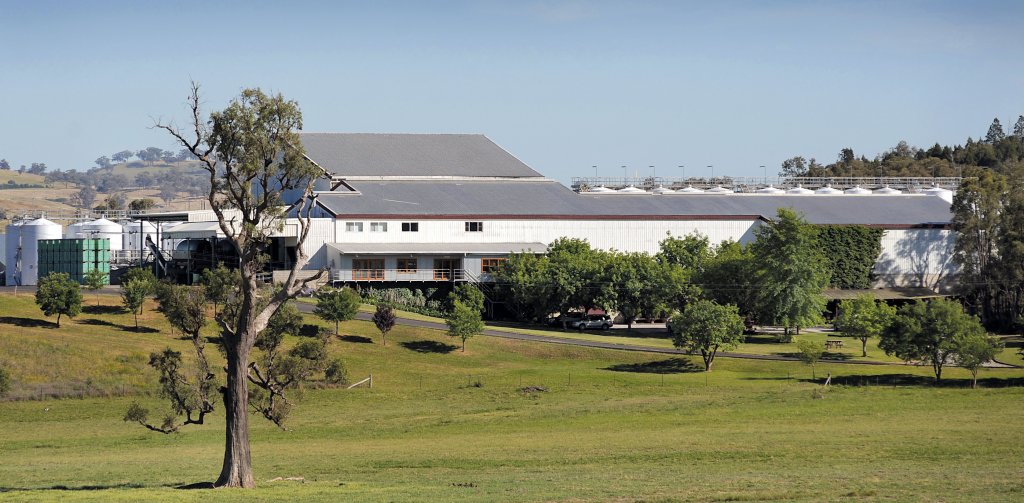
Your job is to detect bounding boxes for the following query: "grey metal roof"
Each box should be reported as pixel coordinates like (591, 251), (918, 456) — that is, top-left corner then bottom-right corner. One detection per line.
(315, 180), (952, 226)
(299, 133), (543, 178)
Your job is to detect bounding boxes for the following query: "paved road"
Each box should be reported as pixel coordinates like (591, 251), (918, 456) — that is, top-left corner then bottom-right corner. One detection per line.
(289, 302), (895, 366)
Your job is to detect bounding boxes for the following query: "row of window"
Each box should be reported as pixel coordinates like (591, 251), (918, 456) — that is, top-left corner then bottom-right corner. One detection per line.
(347, 257), (507, 278)
(344, 222), (484, 232)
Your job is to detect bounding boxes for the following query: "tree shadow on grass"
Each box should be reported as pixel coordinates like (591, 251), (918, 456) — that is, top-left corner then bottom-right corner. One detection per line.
(0, 483), (147, 492)
(401, 340), (458, 354)
(82, 305), (125, 315)
(775, 351), (854, 361)
(743, 334), (787, 344)
(603, 357), (701, 374)
(339, 335), (374, 344)
(0, 316), (56, 329)
(78, 318), (159, 334)
(808, 373), (1024, 388)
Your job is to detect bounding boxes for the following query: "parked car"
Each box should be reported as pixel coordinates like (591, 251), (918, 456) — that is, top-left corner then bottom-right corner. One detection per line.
(573, 314), (613, 330)
(546, 313), (584, 327)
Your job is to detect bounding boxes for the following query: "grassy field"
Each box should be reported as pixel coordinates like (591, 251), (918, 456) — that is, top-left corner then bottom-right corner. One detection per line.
(1, 293), (1023, 501)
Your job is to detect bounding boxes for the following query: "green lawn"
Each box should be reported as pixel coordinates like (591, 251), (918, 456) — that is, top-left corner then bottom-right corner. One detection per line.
(2, 293), (1023, 501)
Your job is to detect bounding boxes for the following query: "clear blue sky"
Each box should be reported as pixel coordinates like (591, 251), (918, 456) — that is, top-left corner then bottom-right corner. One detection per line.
(2, 0), (1022, 184)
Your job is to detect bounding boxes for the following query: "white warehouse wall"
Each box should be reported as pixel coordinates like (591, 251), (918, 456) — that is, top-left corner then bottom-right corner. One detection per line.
(325, 218), (760, 255)
(874, 228), (959, 292)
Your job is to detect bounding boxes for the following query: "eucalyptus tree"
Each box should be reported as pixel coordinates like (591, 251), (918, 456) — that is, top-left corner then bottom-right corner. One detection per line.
(136, 83), (328, 488)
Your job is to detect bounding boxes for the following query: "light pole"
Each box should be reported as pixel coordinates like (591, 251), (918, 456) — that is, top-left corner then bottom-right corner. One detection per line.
(707, 165), (714, 185)
(622, 165), (627, 186)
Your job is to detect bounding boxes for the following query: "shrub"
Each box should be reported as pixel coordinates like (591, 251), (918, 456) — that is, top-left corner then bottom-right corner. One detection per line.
(324, 359), (348, 385)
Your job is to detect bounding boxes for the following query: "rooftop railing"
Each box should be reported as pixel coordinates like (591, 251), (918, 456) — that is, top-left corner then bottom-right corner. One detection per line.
(571, 176), (963, 192)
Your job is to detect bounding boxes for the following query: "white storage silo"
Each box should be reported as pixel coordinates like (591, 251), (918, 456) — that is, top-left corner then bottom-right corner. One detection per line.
(923, 186), (954, 204)
(4, 220), (24, 286)
(66, 221), (86, 239)
(122, 220), (158, 254)
(20, 218), (62, 286)
(82, 218), (124, 252)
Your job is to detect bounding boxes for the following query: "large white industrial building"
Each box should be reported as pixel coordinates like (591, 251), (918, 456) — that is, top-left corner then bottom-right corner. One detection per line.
(4, 133), (959, 292)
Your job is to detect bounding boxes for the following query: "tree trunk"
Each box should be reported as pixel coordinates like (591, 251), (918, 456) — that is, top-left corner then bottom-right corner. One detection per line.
(861, 338), (868, 358)
(971, 371), (978, 389)
(216, 348), (255, 488)
(56, 313), (62, 328)
(335, 320), (339, 335)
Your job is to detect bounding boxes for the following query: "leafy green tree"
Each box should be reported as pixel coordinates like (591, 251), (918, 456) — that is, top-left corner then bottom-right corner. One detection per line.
(953, 332), (1002, 389)
(146, 84), (328, 487)
(879, 299), (986, 382)
(492, 251), (550, 322)
(35, 272), (83, 328)
(657, 232), (711, 272)
(796, 339), (824, 379)
(121, 279), (149, 331)
(200, 264), (238, 316)
(607, 252), (688, 331)
(750, 208), (830, 338)
(698, 240), (756, 315)
(669, 299), (745, 371)
(314, 287), (360, 335)
(778, 156), (807, 177)
(835, 294), (896, 357)
(545, 238), (611, 315)
(263, 301), (303, 339)
(75, 186), (97, 208)
(450, 283), (485, 313)
(446, 300), (485, 352)
(129, 198), (157, 211)
(250, 315), (331, 426)
(372, 304), (396, 345)
(984, 118), (1005, 143)
(951, 169), (1024, 330)
(82, 268), (107, 305)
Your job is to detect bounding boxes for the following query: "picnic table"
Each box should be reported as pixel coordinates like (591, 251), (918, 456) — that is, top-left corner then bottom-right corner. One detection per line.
(825, 339), (844, 349)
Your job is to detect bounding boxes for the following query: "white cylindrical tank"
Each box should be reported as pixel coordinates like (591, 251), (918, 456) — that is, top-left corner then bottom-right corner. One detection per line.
(844, 185), (872, 195)
(4, 221), (25, 286)
(923, 186), (954, 204)
(873, 186), (903, 195)
(82, 218), (124, 252)
(20, 218), (62, 286)
(616, 185), (648, 194)
(66, 222), (86, 239)
(755, 185), (785, 194)
(815, 185), (842, 195)
(587, 186), (615, 193)
(675, 185), (705, 194)
(705, 186), (733, 194)
(786, 185), (814, 195)
(122, 220), (158, 253)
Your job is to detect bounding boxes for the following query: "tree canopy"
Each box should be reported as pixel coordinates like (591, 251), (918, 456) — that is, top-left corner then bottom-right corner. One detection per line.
(35, 272), (82, 328)
(750, 208), (830, 336)
(879, 298), (987, 381)
(670, 299), (745, 371)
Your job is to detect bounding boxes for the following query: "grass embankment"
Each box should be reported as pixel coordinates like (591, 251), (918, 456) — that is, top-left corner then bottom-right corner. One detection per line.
(1, 293), (1023, 501)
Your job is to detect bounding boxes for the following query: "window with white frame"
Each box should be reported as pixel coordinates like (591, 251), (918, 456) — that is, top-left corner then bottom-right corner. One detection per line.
(401, 222), (419, 232)
(370, 222), (388, 232)
(346, 222), (363, 232)
(465, 221), (483, 232)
